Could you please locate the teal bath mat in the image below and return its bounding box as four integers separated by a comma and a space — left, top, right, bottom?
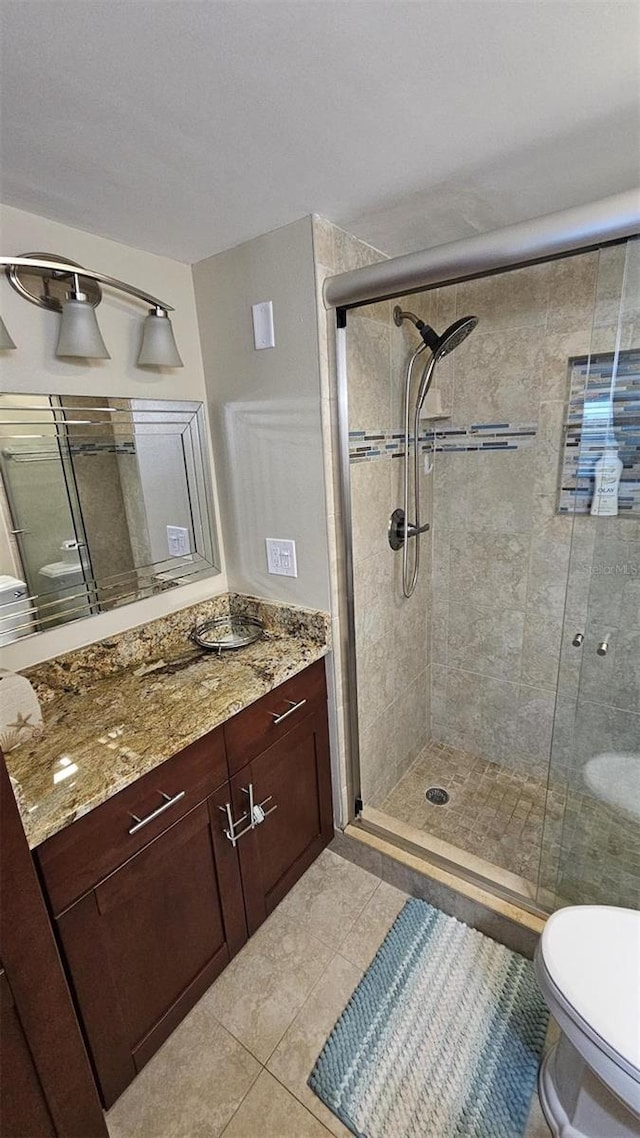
309, 898, 548, 1138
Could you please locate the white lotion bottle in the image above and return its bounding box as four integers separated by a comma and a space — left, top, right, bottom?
591, 436, 623, 516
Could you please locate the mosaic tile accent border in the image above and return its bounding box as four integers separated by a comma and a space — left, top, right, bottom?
349, 423, 537, 463
68, 440, 136, 456
1, 439, 136, 463
558, 349, 640, 515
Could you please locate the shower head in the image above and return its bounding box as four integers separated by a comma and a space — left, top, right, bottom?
434, 316, 478, 360
393, 306, 477, 361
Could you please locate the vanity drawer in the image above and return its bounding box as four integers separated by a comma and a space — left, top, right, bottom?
223, 658, 327, 775
36, 728, 228, 916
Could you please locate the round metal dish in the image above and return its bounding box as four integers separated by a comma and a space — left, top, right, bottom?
193, 615, 264, 654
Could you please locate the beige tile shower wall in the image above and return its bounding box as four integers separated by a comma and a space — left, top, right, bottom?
429, 243, 640, 780
313, 218, 437, 810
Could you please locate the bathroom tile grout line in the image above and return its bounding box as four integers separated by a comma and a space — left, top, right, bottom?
215, 880, 389, 1138
209, 876, 384, 1067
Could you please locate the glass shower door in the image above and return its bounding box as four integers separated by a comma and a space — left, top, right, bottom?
540, 237, 640, 910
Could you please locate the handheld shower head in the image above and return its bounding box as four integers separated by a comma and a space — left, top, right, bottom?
414, 315, 478, 412
433, 315, 478, 360
393, 306, 477, 363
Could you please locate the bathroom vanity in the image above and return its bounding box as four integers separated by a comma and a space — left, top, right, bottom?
5, 595, 333, 1109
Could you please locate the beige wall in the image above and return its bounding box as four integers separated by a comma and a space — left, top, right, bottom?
0, 204, 227, 669
193, 217, 330, 613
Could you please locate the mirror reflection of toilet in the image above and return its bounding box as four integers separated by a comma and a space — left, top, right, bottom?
535, 906, 640, 1137
0, 575, 34, 644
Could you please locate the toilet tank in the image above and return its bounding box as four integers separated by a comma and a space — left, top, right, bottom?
0, 575, 35, 645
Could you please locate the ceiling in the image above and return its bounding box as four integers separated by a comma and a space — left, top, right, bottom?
1, 0, 638, 263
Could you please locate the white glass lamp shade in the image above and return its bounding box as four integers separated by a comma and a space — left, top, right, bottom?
137, 308, 183, 367
56, 297, 111, 359
0, 315, 16, 349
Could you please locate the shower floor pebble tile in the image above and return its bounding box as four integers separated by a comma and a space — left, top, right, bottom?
381, 742, 548, 882
380, 741, 639, 907
106, 849, 550, 1137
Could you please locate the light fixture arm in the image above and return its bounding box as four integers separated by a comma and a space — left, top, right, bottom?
0, 255, 174, 312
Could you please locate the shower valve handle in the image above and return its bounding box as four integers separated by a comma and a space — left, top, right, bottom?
405, 520, 431, 538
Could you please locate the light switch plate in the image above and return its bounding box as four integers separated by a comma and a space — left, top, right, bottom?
265, 537, 297, 577
252, 300, 275, 349
166, 525, 190, 557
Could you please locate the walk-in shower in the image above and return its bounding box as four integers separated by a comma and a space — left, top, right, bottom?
389, 307, 478, 596
328, 194, 640, 916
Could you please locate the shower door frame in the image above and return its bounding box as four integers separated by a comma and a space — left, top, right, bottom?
328, 191, 640, 914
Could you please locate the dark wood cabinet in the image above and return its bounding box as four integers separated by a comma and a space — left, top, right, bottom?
0, 967, 56, 1138
52, 785, 247, 1108
34, 658, 333, 1110
0, 754, 107, 1138
230, 703, 333, 935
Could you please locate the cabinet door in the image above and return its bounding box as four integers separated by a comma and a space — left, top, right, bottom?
231, 705, 333, 935
57, 787, 246, 1108
0, 968, 56, 1138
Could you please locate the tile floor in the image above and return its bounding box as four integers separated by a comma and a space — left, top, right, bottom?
380, 741, 548, 882
106, 848, 551, 1138
380, 740, 640, 908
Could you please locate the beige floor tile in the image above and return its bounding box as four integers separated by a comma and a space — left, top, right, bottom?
106, 1003, 260, 1138
203, 905, 333, 1063
276, 848, 380, 949
267, 954, 361, 1137
221, 1070, 332, 1138
339, 880, 408, 970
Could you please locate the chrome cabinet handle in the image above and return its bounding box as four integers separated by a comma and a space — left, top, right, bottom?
219, 801, 250, 848
597, 640, 609, 657
128, 790, 186, 835
269, 698, 307, 725
220, 782, 277, 847
242, 782, 277, 826
572, 632, 584, 648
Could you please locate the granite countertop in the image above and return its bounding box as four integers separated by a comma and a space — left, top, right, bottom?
4, 594, 330, 850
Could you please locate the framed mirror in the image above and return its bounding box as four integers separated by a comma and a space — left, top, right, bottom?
0, 394, 220, 644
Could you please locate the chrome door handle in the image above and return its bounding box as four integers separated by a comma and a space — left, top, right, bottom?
128, 790, 185, 835
269, 698, 306, 725
572, 632, 584, 648
596, 640, 609, 657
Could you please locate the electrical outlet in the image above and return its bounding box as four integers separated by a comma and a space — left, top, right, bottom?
265, 538, 297, 577
166, 525, 191, 557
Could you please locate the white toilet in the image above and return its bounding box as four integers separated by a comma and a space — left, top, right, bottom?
535, 906, 640, 1138
0, 575, 34, 644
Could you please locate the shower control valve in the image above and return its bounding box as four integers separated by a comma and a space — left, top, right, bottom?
388, 508, 430, 551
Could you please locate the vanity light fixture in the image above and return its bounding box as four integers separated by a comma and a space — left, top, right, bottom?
138, 306, 183, 367
56, 273, 111, 359
0, 253, 184, 367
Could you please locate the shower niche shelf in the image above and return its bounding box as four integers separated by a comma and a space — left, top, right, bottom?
557, 349, 640, 517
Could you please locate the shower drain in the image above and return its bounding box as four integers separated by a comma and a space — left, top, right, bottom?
425, 786, 450, 806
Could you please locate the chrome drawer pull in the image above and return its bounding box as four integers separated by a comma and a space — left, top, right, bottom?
269, 698, 307, 725
128, 790, 186, 835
